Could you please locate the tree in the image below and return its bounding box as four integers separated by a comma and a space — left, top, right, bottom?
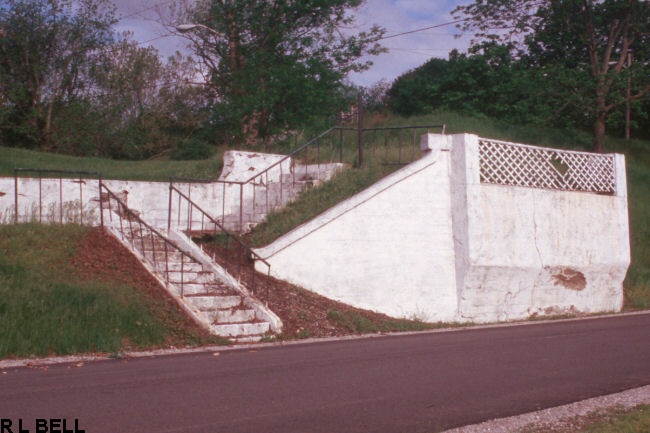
454, 0, 650, 152
173, 0, 385, 146
0, 0, 117, 149
387, 44, 544, 125
88, 38, 211, 159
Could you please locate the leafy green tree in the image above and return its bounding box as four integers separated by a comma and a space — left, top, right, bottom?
174, 0, 385, 146
454, 0, 650, 152
387, 43, 546, 125
0, 0, 116, 150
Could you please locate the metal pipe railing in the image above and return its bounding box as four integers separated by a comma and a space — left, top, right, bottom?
170, 124, 445, 235
101, 183, 199, 297
168, 184, 272, 304
13, 168, 102, 225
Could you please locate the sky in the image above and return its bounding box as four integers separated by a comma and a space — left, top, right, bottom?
113, 0, 474, 87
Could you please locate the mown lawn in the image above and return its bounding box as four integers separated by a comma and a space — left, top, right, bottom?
0, 224, 223, 359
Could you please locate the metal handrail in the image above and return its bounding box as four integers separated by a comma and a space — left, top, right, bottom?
100, 182, 201, 297
168, 184, 271, 304
170, 124, 446, 234
13, 168, 103, 226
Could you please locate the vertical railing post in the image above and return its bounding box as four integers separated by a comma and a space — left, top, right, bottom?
279, 163, 284, 208
38, 175, 42, 223
168, 182, 173, 232
13, 170, 18, 223
79, 175, 84, 226
59, 177, 63, 224
239, 183, 244, 233
265, 172, 269, 216
339, 127, 343, 163
252, 177, 257, 225
357, 94, 364, 167
99, 176, 104, 228
221, 182, 226, 226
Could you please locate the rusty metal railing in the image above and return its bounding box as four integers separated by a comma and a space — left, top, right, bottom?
195, 124, 446, 233
100, 183, 199, 297
13, 168, 102, 226
168, 184, 271, 304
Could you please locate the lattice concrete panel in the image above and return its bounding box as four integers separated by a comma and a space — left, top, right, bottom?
478, 139, 615, 194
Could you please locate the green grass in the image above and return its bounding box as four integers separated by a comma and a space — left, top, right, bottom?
0, 224, 221, 358
326, 309, 444, 334
246, 157, 402, 246
518, 404, 650, 433
0, 145, 225, 181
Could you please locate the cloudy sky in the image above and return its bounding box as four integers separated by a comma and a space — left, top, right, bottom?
113, 0, 473, 87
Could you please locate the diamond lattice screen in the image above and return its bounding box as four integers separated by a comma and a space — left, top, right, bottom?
478, 139, 616, 194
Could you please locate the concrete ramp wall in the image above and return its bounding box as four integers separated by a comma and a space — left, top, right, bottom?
254, 134, 630, 323
254, 148, 459, 322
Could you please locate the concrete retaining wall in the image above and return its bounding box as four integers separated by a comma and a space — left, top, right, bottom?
451, 134, 630, 321
254, 133, 630, 323
0, 151, 344, 231
254, 147, 459, 322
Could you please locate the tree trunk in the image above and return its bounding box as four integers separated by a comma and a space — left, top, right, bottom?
593, 114, 606, 154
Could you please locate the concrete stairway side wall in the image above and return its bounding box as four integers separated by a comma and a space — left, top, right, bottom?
253, 145, 459, 322
254, 134, 631, 323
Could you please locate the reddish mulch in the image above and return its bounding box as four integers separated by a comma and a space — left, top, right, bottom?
197, 239, 424, 340
71, 228, 424, 343
69, 228, 217, 346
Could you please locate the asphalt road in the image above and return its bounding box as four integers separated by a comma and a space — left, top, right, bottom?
1, 313, 649, 433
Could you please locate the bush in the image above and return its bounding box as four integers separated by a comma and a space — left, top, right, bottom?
170, 138, 214, 160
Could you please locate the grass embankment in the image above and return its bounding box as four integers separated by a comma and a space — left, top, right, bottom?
0, 224, 221, 359
0, 145, 225, 181
519, 404, 650, 433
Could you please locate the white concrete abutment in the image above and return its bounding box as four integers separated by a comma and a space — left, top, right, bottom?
254, 134, 631, 323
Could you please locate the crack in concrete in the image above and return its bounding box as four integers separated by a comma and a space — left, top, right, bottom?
531, 191, 544, 268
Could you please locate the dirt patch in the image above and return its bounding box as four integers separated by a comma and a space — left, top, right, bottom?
191, 237, 435, 339
69, 228, 218, 346
70, 228, 431, 343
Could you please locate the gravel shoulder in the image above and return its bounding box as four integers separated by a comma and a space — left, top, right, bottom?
442, 385, 650, 433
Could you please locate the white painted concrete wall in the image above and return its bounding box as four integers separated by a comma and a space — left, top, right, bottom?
254, 133, 630, 323
254, 145, 460, 322
0, 151, 344, 231
0, 177, 215, 228
450, 134, 630, 322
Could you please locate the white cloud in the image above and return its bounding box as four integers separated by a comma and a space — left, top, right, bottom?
115, 0, 474, 86
348, 0, 472, 86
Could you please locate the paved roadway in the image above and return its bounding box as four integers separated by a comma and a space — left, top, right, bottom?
1, 313, 649, 433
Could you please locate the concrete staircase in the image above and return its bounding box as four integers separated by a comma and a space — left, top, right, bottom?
101, 193, 277, 342
234, 166, 343, 233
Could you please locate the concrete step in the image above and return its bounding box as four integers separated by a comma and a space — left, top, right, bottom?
210, 321, 270, 338
167, 270, 214, 284
165, 261, 204, 273
176, 283, 222, 296
184, 294, 242, 310
141, 250, 186, 263
203, 308, 257, 323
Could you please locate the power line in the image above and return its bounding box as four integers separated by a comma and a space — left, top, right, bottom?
378, 19, 467, 41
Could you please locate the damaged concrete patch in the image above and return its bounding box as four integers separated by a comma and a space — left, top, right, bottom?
549, 267, 587, 291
